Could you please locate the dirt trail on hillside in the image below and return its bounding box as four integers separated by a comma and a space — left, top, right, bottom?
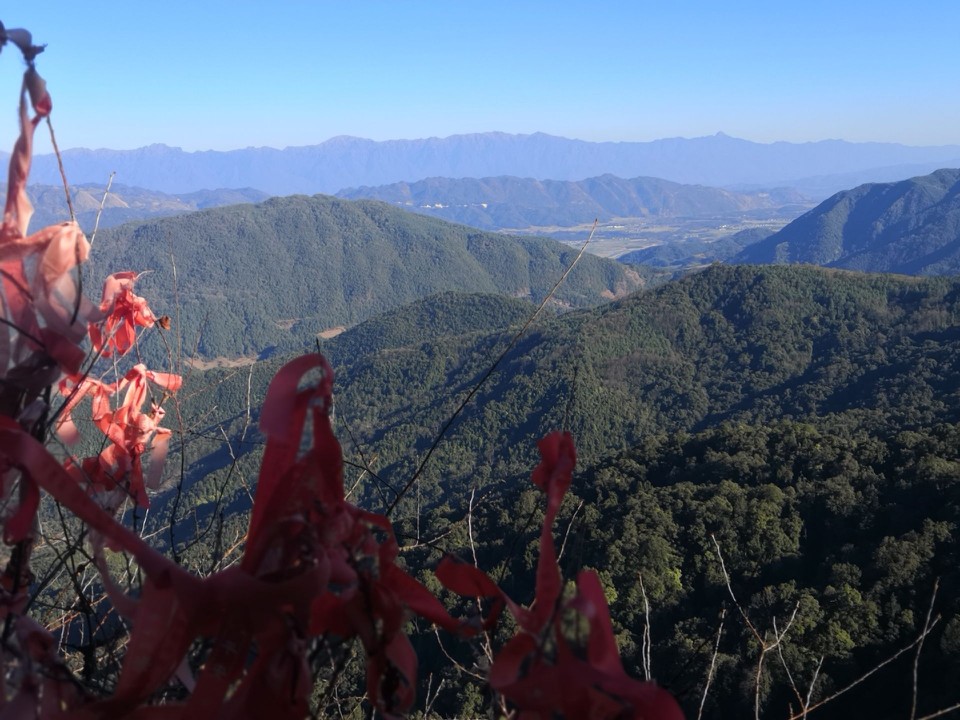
318, 326, 347, 339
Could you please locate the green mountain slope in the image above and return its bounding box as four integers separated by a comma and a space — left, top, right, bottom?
322, 265, 960, 499
475, 418, 960, 718
337, 174, 810, 230
319, 291, 535, 367
87, 194, 647, 358
735, 168, 960, 273
325, 265, 960, 717
174, 263, 960, 511
160, 265, 960, 717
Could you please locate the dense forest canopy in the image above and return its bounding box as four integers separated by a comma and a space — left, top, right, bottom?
155, 263, 960, 717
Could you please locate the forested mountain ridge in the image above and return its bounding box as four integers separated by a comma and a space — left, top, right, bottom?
336, 174, 810, 230
332, 265, 960, 717
173, 264, 960, 717
87, 194, 646, 359
319, 291, 536, 367
735, 167, 960, 274
324, 264, 960, 496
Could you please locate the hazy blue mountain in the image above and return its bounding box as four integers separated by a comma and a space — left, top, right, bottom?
335, 174, 809, 229
752, 159, 960, 198
23, 183, 269, 232
734, 168, 960, 274
18, 132, 960, 197
87, 194, 648, 359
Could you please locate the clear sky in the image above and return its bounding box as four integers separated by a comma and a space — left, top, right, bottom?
4, 2, 960, 153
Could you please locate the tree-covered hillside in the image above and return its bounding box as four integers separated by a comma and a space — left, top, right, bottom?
736, 168, 960, 274
458, 418, 960, 718
86, 194, 648, 358
169, 264, 960, 717
178, 264, 960, 514
319, 291, 536, 366
337, 174, 809, 230
323, 264, 960, 499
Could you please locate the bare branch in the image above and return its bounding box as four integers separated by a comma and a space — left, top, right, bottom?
912, 578, 940, 720
801, 656, 825, 720
556, 498, 584, 565
917, 702, 960, 720
697, 608, 726, 720
711, 534, 762, 645
467, 487, 480, 568
432, 626, 484, 682
787, 617, 942, 720
776, 616, 803, 710
423, 672, 444, 718
88, 171, 115, 246
638, 572, 652, 681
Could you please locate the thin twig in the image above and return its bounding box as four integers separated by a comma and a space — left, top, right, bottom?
556, 498, 584, 565
240, 360, 254, 443
787, 618, 941, 720
464, 486, 506, 715
801, 656, 825, 720
344, 454, 378, 501
697, 609, 726, 720
44, 113, 86, 326
712, 534, 799, 720
917, 703, 960, 720
775, 615, 803, 710
339, 409, 395, 504
638, 572, 652, 681
467, 487, 480, 568
170, 251, 184, 374
46, 117, 75, 223
423, 672, 444, 719
711, 534, 762, 644
432, 626, 485, 682
912, 577, 940, 720
88, 171, 115, 245
397, 527, 454, 553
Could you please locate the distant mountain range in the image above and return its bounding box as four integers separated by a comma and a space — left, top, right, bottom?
88, 195, 648, 359
19, 132, 960, 198
735, 168, 960, 274
336, 174, 810, 230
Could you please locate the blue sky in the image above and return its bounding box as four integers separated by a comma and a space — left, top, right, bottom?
5, 2, 960, 152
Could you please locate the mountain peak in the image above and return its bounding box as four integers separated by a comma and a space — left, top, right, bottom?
735, 167, 960, 273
